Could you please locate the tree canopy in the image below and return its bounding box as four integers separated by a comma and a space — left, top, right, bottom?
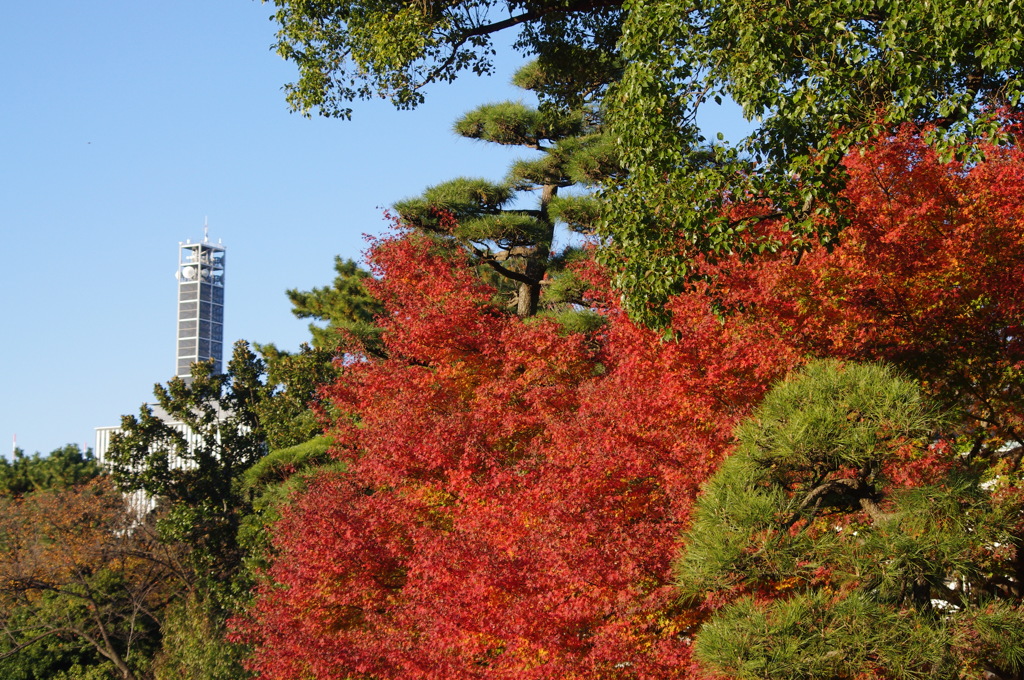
233, 226, 795, 679
0, 444, 101, 496
0, 478, 177, 680
267, 0, 623, 116
0, 447, 151, 680
606, 0, 1024, 318
266, 0, 1024, 322
281, 257, 383, 353
233, 120, 1024, 680
106, 340, 271, 594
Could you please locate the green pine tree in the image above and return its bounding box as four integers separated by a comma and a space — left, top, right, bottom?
678, 361, 1024, 679
394, 60, 619, 319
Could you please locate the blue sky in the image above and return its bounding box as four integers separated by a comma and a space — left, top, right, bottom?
1, 1, 749, 457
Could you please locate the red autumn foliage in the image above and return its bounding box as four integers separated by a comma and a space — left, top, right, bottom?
233, 233, 795, 679
707, 124, 1024, 444
234, 127, 1024, 679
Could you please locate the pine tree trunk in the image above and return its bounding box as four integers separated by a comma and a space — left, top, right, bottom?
515, 184, 558, 317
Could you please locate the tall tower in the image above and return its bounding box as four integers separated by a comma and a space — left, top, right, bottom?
175, 231, 225, 378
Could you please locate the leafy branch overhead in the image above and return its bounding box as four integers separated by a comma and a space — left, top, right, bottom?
270, 0, 1024, 325
269, 0, 623, 115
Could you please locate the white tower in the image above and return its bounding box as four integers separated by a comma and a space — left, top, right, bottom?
175, 231, 225, 378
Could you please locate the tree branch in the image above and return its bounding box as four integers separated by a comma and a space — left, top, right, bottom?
788, 476, 863, 527
460, 0, 622, 40
787, 474, 895, 526
0, 630, 62, 662
481, 258, 541, 286
420, 0, 622, 89
70, 624, 138, 680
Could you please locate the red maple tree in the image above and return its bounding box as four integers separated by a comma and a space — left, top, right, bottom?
233, 231, 795, 679
235, 125, 1024, 679
706, 122, 1024, 449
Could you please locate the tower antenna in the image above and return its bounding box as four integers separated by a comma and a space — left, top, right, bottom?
203, 216, 209, 243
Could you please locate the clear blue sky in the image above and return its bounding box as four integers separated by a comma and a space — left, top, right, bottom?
0, 1, 749, 457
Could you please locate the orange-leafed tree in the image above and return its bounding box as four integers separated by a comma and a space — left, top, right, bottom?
0, 478, 182, 680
